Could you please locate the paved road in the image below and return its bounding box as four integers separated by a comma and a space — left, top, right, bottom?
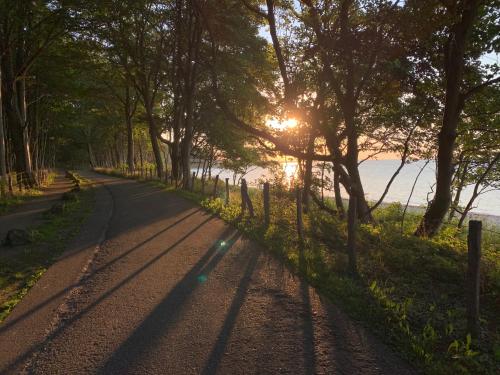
0, 174, 73, 242
0, 172, 417, 374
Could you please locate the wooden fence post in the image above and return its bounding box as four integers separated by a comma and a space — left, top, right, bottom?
263, 182, 270, 227
212, 174, 219, 197
225, 178, 229, 205
8, 172, 13, 193
241, 179, 246, 215
296, 188, 304, 241
191, 172, 196, 191
467, 220, 482, 340
347, 192, 358, 276
240, 179, 254, 217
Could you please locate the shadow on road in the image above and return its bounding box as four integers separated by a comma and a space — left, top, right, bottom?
200, 248, 261, 375
99, 226, 242, 373
0, 205, 202, 337
1, 211, 215, 374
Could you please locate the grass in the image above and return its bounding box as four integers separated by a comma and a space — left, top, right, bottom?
96, 167, 500, 374
0, 173, 94, 322
0, 173, 56, 215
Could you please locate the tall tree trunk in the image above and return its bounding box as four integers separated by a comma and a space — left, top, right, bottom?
343, 108, 372, 222
333, 162, 345, 218
415, 1, 479, 237
138, 138, 144, 170
125, 86, 135, 172
144, 100, 164, 179
181, 88, 193, 188
181, 7, 201, 189
2, 52, 27, 180
170, 140, 180, 181
87, 142, 95, 168
449, 160, 469, 221
0, 67, 7, 197
302, 134, 314, 213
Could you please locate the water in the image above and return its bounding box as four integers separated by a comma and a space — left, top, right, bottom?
201, 160, 500, 217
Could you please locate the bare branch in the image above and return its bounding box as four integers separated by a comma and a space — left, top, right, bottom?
462, 76, 500, 100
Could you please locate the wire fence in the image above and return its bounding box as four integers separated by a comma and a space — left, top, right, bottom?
97, 166, 500, 248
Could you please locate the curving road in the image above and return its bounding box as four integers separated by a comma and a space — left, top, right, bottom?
0, 172, 417, 374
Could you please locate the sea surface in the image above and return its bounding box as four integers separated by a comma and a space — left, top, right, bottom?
204, 159, 500, 217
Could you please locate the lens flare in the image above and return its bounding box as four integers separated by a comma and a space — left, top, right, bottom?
266, 117, 298, 131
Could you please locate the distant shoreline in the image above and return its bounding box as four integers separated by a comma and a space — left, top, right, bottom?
374, 200, 500, 227
197, 164, 500, 226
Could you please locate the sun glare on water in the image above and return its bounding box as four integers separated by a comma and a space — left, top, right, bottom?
266, 117, 298, 131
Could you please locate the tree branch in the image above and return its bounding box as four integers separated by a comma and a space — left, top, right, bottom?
462, 76, 500, 100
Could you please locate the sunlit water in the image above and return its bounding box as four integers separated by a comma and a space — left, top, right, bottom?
201, 160, 500, 218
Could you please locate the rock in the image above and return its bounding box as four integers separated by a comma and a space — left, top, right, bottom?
49, 202, 65, 215
4, 229, 31, 246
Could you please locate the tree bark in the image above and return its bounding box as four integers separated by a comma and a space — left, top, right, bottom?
0, 67, 7, 197
449, 159, 469, 221
2, 63, 28, 180
302, 135, 315, 213
144, 99, 164, 179
125, 85, 135, 172
333, 162, 345, 218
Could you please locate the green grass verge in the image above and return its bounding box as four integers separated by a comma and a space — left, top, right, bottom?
96, 168, 500, 375
0, 173, 94, 322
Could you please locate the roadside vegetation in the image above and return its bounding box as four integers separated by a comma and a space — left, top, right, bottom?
97, 167, 500, 375
0, 173, 56, 215
0, 173, 93, 322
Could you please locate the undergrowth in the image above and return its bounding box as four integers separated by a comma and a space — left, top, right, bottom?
0, 173, 56, 215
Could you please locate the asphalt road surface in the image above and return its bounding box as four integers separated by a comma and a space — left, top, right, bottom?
0, 172, 417, 374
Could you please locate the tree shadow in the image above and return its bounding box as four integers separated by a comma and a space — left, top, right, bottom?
318, 296, 418, 375
298, 246, 317, 375
1, 215, 215, 374
200, 248, 261, 375
99, 227, 242, 373
0, 207, 203, 337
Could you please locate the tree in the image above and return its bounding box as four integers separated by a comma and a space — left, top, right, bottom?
414, 0, 499, 236
0, 0, 66, 186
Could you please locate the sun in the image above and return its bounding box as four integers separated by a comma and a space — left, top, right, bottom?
266, 117, 298, 131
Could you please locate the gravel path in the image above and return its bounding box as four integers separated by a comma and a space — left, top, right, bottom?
0, 172, 418, 374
